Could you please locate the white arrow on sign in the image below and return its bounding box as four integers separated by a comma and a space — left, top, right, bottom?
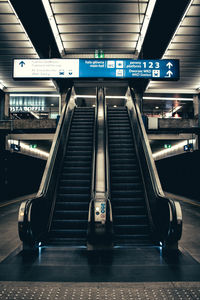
166, 70, 173, 78
166, 62, 173, 69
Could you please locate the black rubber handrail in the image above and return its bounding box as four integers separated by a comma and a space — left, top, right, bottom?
18, 88, 76, 248
126, 87, 182, 247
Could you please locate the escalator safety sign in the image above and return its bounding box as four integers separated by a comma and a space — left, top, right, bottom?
13, 59, 179, 80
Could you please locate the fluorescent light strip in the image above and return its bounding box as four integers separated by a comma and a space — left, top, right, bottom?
143, 96, 193, 101
75, 95, 128, 99
75, 95, 96, 99
153, 139, 195, 159
0, 81, 5, 91
164, 105, 182, 118
106, 96, 128, 99
10, 94, 60, 97
8, 139, 49, 159
136, 0, 157, 54
41, 0, 65, 56
162, 0, 194, 57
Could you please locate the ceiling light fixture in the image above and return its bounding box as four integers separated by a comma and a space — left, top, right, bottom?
0, 81, 5, 91
153, 139, 195, 159
143, 96, 193, 101
41, 0, 65, 56
8, 139, 49, 159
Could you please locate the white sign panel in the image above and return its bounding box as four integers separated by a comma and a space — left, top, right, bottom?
13, 59, 79, 78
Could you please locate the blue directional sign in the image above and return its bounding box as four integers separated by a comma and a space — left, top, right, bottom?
13, 59, 179, 80
79, 59, 179, 80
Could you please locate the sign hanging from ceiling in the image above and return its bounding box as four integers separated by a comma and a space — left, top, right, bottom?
13, 59, 179, 80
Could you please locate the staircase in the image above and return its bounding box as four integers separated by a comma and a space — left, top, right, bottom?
107, 107, 152, 246
48, 107, 95, 246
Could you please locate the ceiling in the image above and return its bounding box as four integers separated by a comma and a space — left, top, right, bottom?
0, 0, 199, 96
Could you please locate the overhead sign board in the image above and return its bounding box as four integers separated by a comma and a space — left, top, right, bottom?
13, 59, 179, 80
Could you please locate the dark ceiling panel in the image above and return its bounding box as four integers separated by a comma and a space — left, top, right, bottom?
52, 3, 146, 14
61, 33, 138, 42
58, 24, 140, 33
55, 14, 143, 24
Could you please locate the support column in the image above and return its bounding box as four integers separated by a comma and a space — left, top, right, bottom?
4, 93, 9, 119
193, 94, 200, 150
193, 94, 200, 125
0, 90, 5, 120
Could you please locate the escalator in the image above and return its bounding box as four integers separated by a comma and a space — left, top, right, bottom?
18, 87, 182, 252
107, 107, 152, 246
47, 107, 95, 246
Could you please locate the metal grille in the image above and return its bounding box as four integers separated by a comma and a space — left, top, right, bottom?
0, 284, 200, 300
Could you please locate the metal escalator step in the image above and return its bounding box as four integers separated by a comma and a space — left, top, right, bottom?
114, 215, 148, 225
111, 169, 140, 176
61, 173, 91, 180
54, 209, 88, 219
109, 143, 133, 147
47, 237, 87, 246
114, 224, 149, 234
69, 136, 94, 142
114, 234, 151, 245
59, 179, 90, 187
111, 190, 143, 197
109, 149, 135, 155
49, 229, 87, 238
110, 158, 137, 164
55, 202, 88, 210
63, 161, 92, 168
62, 166, 91, 173
113, 206, 146, 215
52, 220, 88, 230
58, 194, 90, 201
59, 186, 90, 194
66, 151, 92, 156
111, 182, 143, 190
64, 155, 91, 161
111, 164, 138, 170
111, 197, 145, 204
67, 146, 92, 151
67, 140, 93, 145
111, 176, 141, 183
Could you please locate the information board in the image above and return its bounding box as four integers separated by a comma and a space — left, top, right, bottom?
13, 59, 179, 80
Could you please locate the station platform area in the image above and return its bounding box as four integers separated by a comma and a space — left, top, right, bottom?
0, 193, 200, 299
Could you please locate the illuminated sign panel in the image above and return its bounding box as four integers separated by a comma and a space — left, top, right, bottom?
13, 59, 179, 80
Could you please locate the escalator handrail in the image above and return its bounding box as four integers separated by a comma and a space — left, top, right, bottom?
18, 88, 75, 244
37, 87, 73, 197
90, 89, 98, 200
104, 97, 112, 222
129, 89, 164, 197
127, 87, 182, 244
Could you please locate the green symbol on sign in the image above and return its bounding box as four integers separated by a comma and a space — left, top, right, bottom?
30, 144, 37, 149
95, 49, 104, 58
164, 144, 171, 149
